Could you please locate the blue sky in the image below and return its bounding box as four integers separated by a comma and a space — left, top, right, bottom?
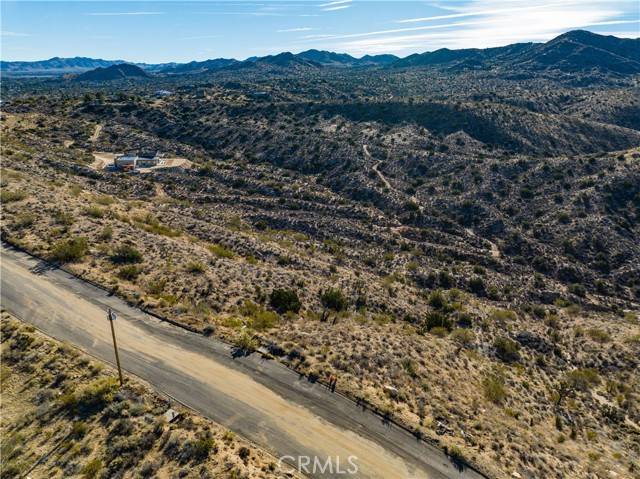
1, 1, 638, 62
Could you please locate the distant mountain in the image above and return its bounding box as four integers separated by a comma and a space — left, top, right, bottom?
296, 49, 357, 66
227, 52, 322, 72
74, 63, 150, 82
0, 57, 124, 76
160, 58, 238, 74
512, 30, 640, 74
392, 31, 640, 74
3, 31, 638, 78
296, 50, 399, 67
357, 54, 399, 66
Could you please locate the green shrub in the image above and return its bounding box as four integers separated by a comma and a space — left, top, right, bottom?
489, 309, 517, 323
236, 331, 257, 352
563, 369, 600, 392
468, 276, 486, 295
81, 458, 103, 478
1, 190, 27, 203
51, 237, 88, 262
430, 326, 449, 337
425, 311, 452, 331
53, 210, 75, 226
483, 371, 507, 404
117, 265, 141, 281
111, 245, 143, 264
83, 206, 105, 218
320, 288, 348, 313
568, 283, 586, 297
186, 261, 206, 274
208, 243, 234, 259
451, 328, 475, 347
191, 436, 217, 461
428, 289, 448, 309
251, 309, 279, 330
494, 337, 520, 362
269, 289, 301, 314
587, 328, 610, 343
98, 225, 113, 241
13, 212, 35, 228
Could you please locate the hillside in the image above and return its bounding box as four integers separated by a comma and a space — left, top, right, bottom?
74, 64, 150, 82
0, 313, 291, 478
1, 29, 639, 479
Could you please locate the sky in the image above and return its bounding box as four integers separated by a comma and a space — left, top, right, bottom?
1, 0, 639, 63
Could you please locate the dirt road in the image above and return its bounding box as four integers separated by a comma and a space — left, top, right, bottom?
1, 244, 485, 479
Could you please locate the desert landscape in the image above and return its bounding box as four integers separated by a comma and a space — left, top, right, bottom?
1, 16, 639, 479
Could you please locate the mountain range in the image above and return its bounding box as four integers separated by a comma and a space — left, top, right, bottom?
1, 30, 638, 79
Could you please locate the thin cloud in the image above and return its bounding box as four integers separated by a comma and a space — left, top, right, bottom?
322, 5, 352, 12
329, 2, 637, 55
85, 12, 165, 16
319, 0, 351, 7
277, 27, 315, 33
1, 31, 31, 37
396, 3, 571, 24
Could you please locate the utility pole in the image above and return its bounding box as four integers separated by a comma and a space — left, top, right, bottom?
107, 308, 124, 386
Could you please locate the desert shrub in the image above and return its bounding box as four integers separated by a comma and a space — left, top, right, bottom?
451, 328, 475, 347
208, 243, 234, 259
83, 206, 105, 218
236, 332, 257, 353
269, 289, 301, 314
483, 370, 507, 404
133, 214, 180, 237
1, 190, 27, 203
489, 309, 516, 323
468, 276, 486, 295
494, 337, 520, 362
190, 435, 217, 461
320, 288, 348, 314
564, 368, 600, 392
53, 210, 75, 226
117, 265, 141, 281
80, 458, 102, 478
111, 245, 143, 264
98, 226, 113, 241
425, 311, 452, 331
93, 194, 114, 205
13, 212, 35, 228
251, 309, 279, 330
456, 313, 473, 328
146, 278, 167, 295
587, 328, 610, 343
186, 261, 206, 274
51, 237, 88, 262
428, 289, 447, 309
401, 359, 418, 378
430, 326, 449, 337
568, 283, 586, 297
238, 446, 251, 462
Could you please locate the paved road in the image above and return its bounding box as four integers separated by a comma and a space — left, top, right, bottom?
1, 244, 486, 479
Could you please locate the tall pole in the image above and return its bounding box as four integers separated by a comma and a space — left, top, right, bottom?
107, 308, 124, 386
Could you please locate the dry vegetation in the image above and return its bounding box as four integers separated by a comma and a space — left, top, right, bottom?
1, 53, 640, 479
0, 312, 297, 479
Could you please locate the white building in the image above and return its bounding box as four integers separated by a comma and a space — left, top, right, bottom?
114, 152, 164, 170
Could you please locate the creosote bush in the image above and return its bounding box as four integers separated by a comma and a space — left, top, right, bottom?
269, 289, 301, 314
111, 245, 143, 264
50, 236, 88, 262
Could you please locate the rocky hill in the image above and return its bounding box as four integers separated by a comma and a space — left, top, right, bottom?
73, 63, 150, 82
